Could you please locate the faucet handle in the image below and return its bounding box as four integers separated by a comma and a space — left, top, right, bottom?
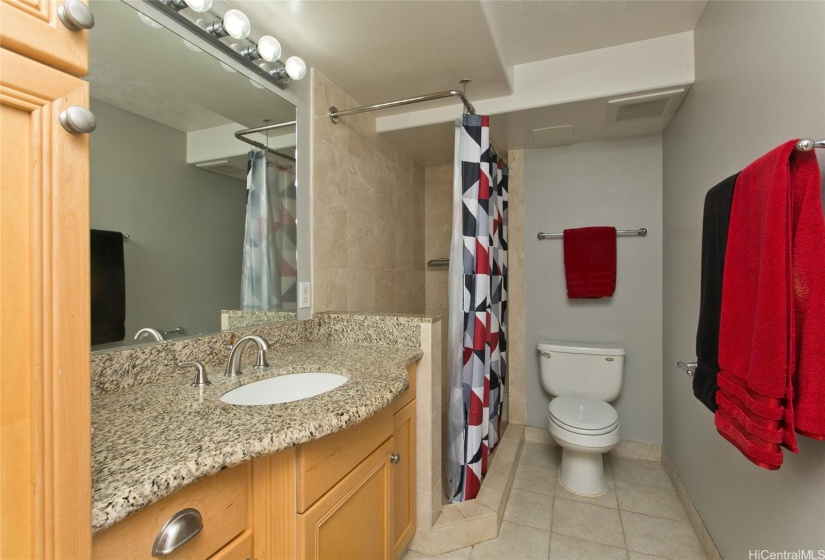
180, 361, 211, 387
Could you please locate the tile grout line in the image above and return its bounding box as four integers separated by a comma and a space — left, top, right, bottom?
610, 461, 633, 558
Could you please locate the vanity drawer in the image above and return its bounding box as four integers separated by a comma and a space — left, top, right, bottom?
296, 405, 393, 512
92, 463, 249, 560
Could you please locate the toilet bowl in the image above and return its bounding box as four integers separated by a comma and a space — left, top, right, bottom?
548, 396, 619, 496
537, 341, 625, 497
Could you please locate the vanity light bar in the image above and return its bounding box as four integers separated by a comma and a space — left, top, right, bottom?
144, 0, 304, 90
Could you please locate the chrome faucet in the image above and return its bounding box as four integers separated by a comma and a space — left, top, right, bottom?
134, 327, 164, 342
225, 335, 270, 377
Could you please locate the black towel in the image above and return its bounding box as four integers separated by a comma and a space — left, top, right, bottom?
91, 229, 125, 345
694, 173, 738, 411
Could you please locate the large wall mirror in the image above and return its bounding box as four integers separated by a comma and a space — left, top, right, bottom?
89, 0, 308, 351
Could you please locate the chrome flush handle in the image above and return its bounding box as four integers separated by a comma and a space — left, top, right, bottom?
677, 361, 698, 377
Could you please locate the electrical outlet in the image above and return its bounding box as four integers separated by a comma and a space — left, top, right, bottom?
299, 282, 311, 308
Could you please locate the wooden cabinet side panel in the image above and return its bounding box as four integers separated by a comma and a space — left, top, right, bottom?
298, 439, 393, 560
252, 449, 296, 560
0, 48, 91, 560
0, 0, 88, 75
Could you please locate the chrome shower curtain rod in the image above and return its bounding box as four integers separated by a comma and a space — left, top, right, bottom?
234, 120, 297, 162
328, 90, 476, 122
327, 90, 508, 164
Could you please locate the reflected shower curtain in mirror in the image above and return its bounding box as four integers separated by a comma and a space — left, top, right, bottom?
241, 150, 296, 309
447, 114, 508, 502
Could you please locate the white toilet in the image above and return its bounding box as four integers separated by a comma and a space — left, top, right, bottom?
537, 341, 625, 496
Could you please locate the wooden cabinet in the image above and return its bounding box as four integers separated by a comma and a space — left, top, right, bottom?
0, 46, 91, 559
0, 0, 89, 75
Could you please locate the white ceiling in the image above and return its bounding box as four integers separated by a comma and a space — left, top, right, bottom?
240, 1, 709, 165
491, 0, 707, 65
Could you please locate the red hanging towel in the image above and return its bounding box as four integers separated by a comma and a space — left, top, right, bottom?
563, 227, 617, 298
715, 140, 825, 469
789, 147, 825, 441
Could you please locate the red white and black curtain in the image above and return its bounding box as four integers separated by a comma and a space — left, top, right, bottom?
447, 114, 508, 502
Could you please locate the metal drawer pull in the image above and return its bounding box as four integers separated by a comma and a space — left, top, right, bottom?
390, 453, 400, 464
59, 106, 96, 134
57, 0, 95, 30
152, 508, 203, 556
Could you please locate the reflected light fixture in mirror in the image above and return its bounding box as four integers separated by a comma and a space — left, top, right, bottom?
163, 0, 212, 13
147, 0, 306, 90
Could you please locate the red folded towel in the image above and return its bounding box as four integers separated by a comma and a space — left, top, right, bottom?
715, 140, 825, 469
563, 227, 617, 298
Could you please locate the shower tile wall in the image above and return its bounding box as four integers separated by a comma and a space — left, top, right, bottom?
311, 70, 425, 314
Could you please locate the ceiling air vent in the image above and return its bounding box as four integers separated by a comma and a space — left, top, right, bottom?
606, 88, 686, 124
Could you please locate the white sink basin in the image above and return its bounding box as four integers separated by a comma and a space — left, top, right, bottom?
220, 372, 348, 406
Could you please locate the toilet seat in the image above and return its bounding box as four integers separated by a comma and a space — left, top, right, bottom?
549, 397, 618, 436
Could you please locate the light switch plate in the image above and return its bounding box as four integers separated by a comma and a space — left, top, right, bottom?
299, 282, 311, 308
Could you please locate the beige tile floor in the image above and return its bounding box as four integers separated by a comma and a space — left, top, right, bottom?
403, 441, 706, 560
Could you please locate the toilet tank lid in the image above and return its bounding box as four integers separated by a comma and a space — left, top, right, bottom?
537, 341, 625, 356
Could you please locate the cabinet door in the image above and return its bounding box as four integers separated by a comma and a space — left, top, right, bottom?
0, 47, 91, 560
298, 439, 393, 560
391, 400, 416, 559
0, 0, 88, 75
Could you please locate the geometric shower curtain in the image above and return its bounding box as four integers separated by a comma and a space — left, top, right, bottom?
447, 113, 509, 502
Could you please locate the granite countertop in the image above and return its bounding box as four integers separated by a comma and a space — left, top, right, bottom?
92, 342, 422, 534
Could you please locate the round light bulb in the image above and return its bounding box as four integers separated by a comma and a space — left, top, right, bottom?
256, 36, 282, 63
184, 0, 212, 13
138, 12, 162, 29
284, 56, 307, 80
222, 9, 250, 40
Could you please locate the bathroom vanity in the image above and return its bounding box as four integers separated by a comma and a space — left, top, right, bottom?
90, 338, 419, 560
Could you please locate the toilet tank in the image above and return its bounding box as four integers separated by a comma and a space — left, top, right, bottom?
537, 341, 625, 401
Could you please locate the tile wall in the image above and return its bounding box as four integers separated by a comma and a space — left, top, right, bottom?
311, 70, 426, 314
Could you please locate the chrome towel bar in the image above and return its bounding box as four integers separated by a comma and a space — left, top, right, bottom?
537, 227, 647, 240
